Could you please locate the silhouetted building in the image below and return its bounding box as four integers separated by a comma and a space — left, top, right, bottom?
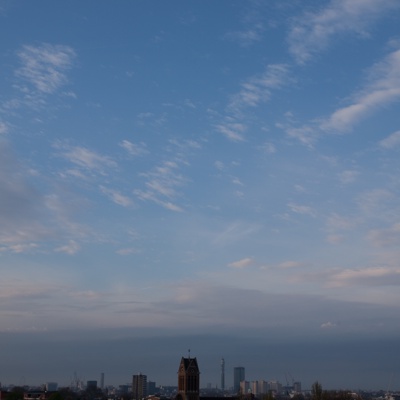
148, 381, 157, 396
233, 367, 245, 393
133, 374, 147, 400
220, 358, 225, 391
177, 356, 200, 400
87, 381, 97, 390
100, 373, 104, 390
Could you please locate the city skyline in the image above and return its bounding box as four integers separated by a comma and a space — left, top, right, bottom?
1, 0, 400, 391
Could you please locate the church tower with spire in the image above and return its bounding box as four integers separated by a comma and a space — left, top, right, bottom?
176, 354, 200, 400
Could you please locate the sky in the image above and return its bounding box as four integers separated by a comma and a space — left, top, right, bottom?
1, 0, 400, 391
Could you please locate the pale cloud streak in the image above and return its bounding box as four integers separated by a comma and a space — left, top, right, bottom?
322, 48, 400, 132
119, 139, 148, 156
100, 186, 133, 207
0, 121, 8, 134
135, 160, 187, 212
287, 202, 316, 217
0, 142, 52, 252
228, 64, 290, 112
228, 257, 254, 269
367, 223, 400, 247
379, 130, 400, 149
279, 260, 305, 269
281, 47, 400, 144
16, 43, 76, 94
327, 266, 400, 287
54, 240, 80, 255
54, 142, 117, 174
288, 0, 399, 64
218, 64, 290, 142
216, 122, 247, 142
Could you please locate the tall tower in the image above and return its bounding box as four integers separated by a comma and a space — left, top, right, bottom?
132, 374, 147, 400
100, 373, 104, 390
220, 358, 225, 391
233, 367, 245, 393
176, 356, 200, 400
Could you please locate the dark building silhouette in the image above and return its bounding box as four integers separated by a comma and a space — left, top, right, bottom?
87, 381, 98, 390
132, 374, 147, 400
233, 367, 245, 393
220, 358, 225, 391
176, 356, 200, 400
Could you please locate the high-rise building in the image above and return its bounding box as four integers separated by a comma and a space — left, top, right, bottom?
233, 367, 245, 393
132, 374, 147, 400
100, 373, 104, 390
220, 358, 225, 391
177, 356, 200, 400
240, 381, 250, 394
251, 381, 258, 395
258, 380, 268, 395
147, 381, 156, 395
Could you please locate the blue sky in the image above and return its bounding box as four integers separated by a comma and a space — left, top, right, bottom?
1, 0, 400, 391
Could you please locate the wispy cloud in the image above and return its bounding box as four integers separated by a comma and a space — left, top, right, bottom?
279, 260, 305, 269
54, 142, 117, 174
228, 64, 290, 112
132, 138, 203, 211
225, 26, 264, 47
321, 48, 400, 132
357, 188, 394, 215
326, 213, 357, 231
213, 221, 261, 246
119, 140, 148, 156
0, 143, 49, 250
280, 47, 400, 144
116, 247, 140, 256
218, 64, 290, 142
287, 202, 316, 217
338, 169, 360, 184
327, 266, 400, 287
0, 121, 8, 134
367, 223, 400, 247
379, 130, 400, 149
224, 1, 265, 47
228, 257, 254, 269
288, 0, 399, 64
16, 43, 76, 94
54, 240, 80, 255
100, 186, 133, 207
0, 143, 88, 254
321, 321, 337, 329
216, 122, 247, 142
277, 123, 317, 146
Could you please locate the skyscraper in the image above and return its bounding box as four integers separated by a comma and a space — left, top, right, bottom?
233, 367, 245, 393
132, 374, 147, 400
220, 358, 225, 391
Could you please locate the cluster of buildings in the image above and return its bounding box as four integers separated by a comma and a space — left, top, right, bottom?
233, 366, 302, 397
0, 355, 302, 400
